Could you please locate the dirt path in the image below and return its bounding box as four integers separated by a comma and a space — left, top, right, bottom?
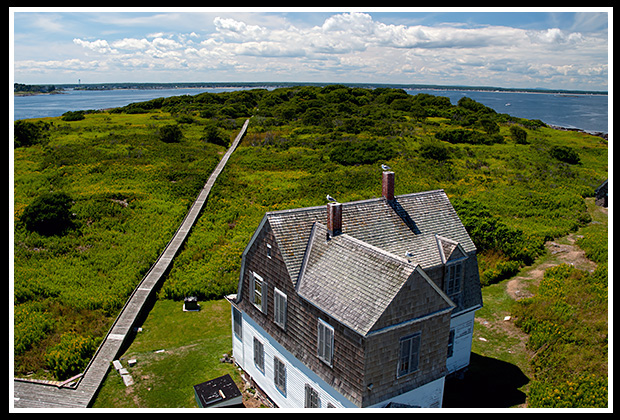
470, 201, 605, 408
506, 232, 598, 301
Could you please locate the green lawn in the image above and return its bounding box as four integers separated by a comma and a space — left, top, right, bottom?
92, 299, 240, 408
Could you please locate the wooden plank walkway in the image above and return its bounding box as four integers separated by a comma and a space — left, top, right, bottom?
13, 119, 250, 409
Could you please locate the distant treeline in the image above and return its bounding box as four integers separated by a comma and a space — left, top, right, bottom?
14, 83, 59, 94
51, 81, 607, 96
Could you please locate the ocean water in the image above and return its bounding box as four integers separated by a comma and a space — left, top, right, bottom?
13, 87, 243, 121
13, 86, 608, 133
407, 88, 608, 134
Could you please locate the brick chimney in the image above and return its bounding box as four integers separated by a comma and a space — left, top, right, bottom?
382, 171, 395, 201
326, 202, 342, 237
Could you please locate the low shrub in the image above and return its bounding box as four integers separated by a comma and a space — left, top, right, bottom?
419, 140, 451, 161
513, 264, 608, 407
14, 120, 50, 148
61, 110, 85, 121
45, 332, 98, 380
158, 124, 183, 143
328, 139, 395, 166
550, 145, 581, 165
20, 191, 75, 236
435, 128, 504, 145
510, 125, 528, 144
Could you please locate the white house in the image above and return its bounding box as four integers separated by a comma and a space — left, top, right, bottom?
227, 171, 483, 408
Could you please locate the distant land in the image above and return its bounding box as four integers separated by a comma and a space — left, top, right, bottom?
18, 81, 608, 96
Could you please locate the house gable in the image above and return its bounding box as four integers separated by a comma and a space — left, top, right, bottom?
436, 235, 467, 264
370, 266, 455, 334
296, 222, 420, 336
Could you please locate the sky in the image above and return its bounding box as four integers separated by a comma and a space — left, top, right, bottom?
10, 8, 611, 92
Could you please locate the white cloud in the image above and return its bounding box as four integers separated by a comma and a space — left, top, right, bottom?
111, 38, 150, 50
152, 37, 182, 50
527, 28, 584, 44
18, 11, 608, 90
72, 38, 116, 54
213, 16, 267, 41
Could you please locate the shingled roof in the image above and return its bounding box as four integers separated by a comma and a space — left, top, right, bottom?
266, 189, 476, 286
296, 222, 454, 336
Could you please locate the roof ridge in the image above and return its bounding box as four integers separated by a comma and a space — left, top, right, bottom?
266, 189, 447, 217
331, 225, 417, 267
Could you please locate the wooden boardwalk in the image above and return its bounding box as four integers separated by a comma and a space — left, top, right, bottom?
13, 119, 250, 409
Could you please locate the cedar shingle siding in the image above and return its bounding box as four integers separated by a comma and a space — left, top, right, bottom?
231, 177, 482, 407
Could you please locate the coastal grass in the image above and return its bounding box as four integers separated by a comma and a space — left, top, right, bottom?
13, 110, 240, 378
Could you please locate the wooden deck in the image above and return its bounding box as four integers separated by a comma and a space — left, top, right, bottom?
13, 119, 250, 409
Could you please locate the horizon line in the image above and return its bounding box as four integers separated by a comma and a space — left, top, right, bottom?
14, 80, 609, 95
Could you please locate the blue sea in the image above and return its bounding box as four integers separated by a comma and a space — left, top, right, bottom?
13, 85, 608, 134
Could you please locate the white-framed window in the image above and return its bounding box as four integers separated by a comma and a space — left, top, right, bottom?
445, 262, 463, 296
273, 288, 287, 330
317, 319, 334, 367
266, 243, 272, 259
251, 272, 267, 313
253, 337, 265, 373
274, 356, 286, 395
304, 384, 320, 408
397, 332, 421, 377
232, 307, 242, 339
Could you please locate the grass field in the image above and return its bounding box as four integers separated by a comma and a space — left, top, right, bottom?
91, 299, 239, 408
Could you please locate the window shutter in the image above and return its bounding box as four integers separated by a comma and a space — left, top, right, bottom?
317, 319, 334, 366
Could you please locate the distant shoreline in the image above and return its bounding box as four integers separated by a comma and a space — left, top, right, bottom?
14, 91, 65, 97
39, 81, 607, 97
548, 124, 608, 139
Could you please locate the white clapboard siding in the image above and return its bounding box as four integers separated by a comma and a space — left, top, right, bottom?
368, 376, 445, 408
446, 309, 476, 374
232, 306, 357, 408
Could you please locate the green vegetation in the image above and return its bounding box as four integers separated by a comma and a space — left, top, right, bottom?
514, 261, 607, 407
61, 110, 86, 122
14, 83, 60, 95
13, 109, 242, 379
13, 120, 51, 148
13, 84, 607, 408
92, 299, 238, 408
512, 198, 608, 408
20, 191, 75, 236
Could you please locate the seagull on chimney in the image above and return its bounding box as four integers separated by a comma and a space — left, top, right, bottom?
326, 194, 337, 202
381, 164, 391, 171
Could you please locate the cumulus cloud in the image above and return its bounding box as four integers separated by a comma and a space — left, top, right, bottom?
527, 28, 584, 44
73, 38, 116, 54
213, 16, 267, 41
111, 38, 150, 50
48, 12, 608, 89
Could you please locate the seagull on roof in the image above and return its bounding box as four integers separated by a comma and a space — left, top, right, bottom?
326, 194, 337, 202
381, 164, 391, 171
